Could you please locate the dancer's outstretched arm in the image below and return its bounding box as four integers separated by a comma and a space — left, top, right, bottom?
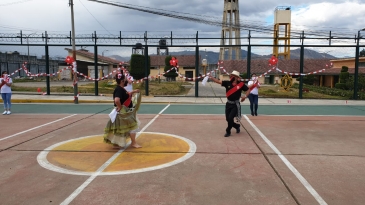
209, 76, 222, 85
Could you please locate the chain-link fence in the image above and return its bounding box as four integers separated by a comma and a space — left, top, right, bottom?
0, 31, 364, 100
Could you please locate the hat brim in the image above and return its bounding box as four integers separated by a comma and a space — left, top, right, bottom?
230, 74, 241, 78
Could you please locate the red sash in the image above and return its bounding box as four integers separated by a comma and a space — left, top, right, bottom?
226, 82, 244, 97
249, 81, 259, 91
123, 92, 132, 107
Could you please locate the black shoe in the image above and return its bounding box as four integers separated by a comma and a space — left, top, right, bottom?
224, 133, 231, 137
236, 126, 240, 133
255, 112, 258, 116
251, 112, 254, 116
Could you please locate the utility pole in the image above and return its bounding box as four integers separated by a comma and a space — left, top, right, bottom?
69, 0, 78, 104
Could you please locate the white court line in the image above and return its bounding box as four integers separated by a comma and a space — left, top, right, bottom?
60, 104, 170, 205
0, 114, 77, 142
244, 115, 328, 205
253, 115, 365, 117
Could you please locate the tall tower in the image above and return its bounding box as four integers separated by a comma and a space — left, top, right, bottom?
273, 6, 291, 59
219, 0, 241, 60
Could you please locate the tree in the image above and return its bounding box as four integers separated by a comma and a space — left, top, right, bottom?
360, 49, 365, 57
240, 72, 248, 80
335, 66, 349, 89
129, 54, 150, 81
346, 74, 365, 91
163, 56, 178, 81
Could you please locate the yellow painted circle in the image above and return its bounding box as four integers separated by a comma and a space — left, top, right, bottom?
37, 132, 196, 175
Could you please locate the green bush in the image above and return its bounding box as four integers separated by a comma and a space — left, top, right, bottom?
240, 73, 248, 80
345, 75, 365, 91
341, 66, 349, 72
339, 66, 349, 84
292, 84, 365, 100
296, 75, 317, 85
339, 72, 349, 82
130, 54, 150, 80
335, 83, 346, 90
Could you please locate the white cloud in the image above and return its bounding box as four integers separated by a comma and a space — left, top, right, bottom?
291, 1, 365, 34
0, 0, 364, 58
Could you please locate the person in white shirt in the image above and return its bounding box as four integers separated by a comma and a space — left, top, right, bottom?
247, 73, 261, 116
0, 71, 13, 115
124, 70, 134, 93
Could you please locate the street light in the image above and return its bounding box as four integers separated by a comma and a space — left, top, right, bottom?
24, 33, 37, 69
354, 28, 365, 100
14, 32, 39, 78
102, 50, 108, 78
102, 50, 109, 57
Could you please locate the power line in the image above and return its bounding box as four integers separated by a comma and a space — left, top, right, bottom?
78, 0, 113, 35
85, 0, 360, 39
0, 0, 33, 6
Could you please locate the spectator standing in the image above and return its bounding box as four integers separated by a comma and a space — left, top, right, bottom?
0, 71, 13, 115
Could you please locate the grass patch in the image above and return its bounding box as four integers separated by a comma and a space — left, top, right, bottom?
259, 84, 348, 99
13, 77, 59, 83
134, 81, 190, 96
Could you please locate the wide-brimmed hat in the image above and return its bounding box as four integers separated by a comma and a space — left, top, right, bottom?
230, 70, 241, 78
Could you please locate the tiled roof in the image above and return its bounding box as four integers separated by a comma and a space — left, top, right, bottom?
150, 55, 199, 67
221, 59, 336, 75
330, 57, 365, 62
65, 48, 122, 64
320, 67, 365, 74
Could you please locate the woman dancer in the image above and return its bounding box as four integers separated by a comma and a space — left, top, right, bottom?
103, 72, 142, 148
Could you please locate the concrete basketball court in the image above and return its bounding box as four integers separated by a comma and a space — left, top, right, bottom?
1, 103, 365, 205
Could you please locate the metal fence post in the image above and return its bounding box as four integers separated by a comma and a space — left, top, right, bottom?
45, 32, 50, 95
354, 31, 360, 100
299, 31, 304, 99
247, 31, 251, 80
195, 31, 199, 97
145, 44, 149, 96
94, 43, 98, 96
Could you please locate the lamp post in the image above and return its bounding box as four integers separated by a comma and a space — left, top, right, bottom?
102, 50, 108, 57
102, 50, 108, 78
25, 33, 37, 72
354, 28, 365, 100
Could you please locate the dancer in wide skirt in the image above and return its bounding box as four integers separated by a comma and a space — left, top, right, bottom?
103, 72, 142, 148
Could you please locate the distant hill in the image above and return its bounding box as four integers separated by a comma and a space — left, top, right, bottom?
279, 48, 336, 59
108, 48, 337, 63
108, 55, 130, 62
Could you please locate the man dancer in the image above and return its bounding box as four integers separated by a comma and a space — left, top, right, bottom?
209, 70, 257, 137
